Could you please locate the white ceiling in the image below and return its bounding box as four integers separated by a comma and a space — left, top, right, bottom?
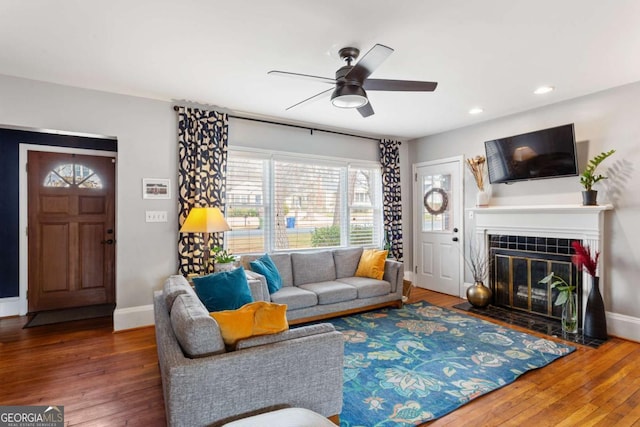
1, 1, 640, 139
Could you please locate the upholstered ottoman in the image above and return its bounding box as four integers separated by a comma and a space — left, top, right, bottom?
222, 408, 337, 427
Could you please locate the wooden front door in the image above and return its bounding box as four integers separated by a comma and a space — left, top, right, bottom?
28, 151, 116, 312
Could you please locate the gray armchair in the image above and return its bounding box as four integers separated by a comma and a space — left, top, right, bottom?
154, 275, 344, 427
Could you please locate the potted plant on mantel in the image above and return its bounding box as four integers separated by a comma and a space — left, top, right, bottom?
580, 149, 615, 206
466, 155, 489, 207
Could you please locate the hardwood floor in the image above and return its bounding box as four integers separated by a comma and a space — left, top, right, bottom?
1, 289, 638, 426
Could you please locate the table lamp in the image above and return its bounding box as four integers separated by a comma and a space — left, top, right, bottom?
180, 207, 231, 273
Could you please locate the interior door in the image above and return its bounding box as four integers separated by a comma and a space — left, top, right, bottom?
28, 151, 116, 312
414, 158, 463, 296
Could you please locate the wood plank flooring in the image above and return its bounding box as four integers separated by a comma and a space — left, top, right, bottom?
1, 288, 638, 426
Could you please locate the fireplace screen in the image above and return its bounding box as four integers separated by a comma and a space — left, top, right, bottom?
489, 235, 582, 322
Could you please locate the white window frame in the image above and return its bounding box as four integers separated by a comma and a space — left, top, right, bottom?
227, 147, 383, 254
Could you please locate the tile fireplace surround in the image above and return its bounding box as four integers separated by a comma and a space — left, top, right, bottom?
469, 204, 613, 323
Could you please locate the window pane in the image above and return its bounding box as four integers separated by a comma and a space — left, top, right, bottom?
422, 174, 451, 232
274, 160, 341, 250
226, 149, 383, 255
43, 163, 102, 188
43, 171, 70, 187
348, 166, 380, 246
75, 164, 103, 188
226, 157, 266, 254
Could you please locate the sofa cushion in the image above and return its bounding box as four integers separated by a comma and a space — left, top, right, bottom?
193, 267, 254, 312
210, 301, 289, 347
243, 253, 294, 287
170, 293, 225, 357
163, 274, 195, 312
250, 254, 282, 294
270, 254, 294, 287
291, 251, 336, 286
298, 281, 358, 305
333, 247, 364, 279
336, 277, 392, 299
270, 286, 318, 310
355, 249, 388, 280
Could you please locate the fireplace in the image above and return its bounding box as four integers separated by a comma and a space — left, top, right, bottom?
489, 234, 582, 324
469, 204, 612, 324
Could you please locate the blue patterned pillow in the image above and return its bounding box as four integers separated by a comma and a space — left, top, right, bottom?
193, 267, 253, 312
250, 254, 283, 294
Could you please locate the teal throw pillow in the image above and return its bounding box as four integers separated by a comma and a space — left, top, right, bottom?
193, 267, 253, 312
250, 254, 282, 294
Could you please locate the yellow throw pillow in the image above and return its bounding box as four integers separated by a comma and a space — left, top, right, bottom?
355, 249, 388, 280
210, 301, 288, 347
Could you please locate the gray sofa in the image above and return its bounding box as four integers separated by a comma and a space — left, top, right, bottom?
154, 275, 344, 427
241, 247, 403, 324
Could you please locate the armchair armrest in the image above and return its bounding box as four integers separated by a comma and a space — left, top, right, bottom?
236, 323, 336, 350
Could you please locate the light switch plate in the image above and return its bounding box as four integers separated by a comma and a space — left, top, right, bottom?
146, 210, 168, 222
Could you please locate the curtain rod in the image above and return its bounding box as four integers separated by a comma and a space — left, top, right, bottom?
173, 105, 380, 142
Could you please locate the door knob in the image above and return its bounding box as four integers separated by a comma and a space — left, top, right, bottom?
452, 237, 459, 242
101, 239, 115, 245
453, 227, 459, 233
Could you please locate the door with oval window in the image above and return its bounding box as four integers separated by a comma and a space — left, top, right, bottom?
27, 151, 115, 312
413, 157, 463, 296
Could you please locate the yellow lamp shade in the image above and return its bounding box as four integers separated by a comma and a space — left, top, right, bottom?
180, 207, 231, 233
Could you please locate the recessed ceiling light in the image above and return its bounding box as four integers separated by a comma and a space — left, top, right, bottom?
469, 107, 484, 115
534, 86, 555, 95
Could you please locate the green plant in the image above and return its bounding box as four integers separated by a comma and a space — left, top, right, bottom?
539, 272, 575, 306
210, 246, 235, 263
580, 149, 616, 191
311, 226, 340, 247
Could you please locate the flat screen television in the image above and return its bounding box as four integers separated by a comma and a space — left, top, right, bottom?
484, 123, 578, 184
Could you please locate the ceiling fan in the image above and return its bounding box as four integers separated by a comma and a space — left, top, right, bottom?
268, 44, 438, 118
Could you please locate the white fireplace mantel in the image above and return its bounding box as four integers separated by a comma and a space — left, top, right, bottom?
468, 204, 613, 319
469, 204, 613, 241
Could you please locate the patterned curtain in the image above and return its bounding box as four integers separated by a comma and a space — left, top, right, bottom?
380, 139, 403, 261
177, 107, 229, 275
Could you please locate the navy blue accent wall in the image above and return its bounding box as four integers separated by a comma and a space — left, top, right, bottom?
0, 128, 117, 298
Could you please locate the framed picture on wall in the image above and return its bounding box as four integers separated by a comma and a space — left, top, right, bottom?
142, 178, 171, 199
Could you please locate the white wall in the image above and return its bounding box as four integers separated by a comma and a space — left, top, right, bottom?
0, 74, 405, 329
409, 81, 640, 341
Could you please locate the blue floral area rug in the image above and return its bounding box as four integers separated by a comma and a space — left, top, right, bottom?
327, 302, 575, 426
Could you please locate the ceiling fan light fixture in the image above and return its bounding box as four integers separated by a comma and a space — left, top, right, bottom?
331, 85, 368, 108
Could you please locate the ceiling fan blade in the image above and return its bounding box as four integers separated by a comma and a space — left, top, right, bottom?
357, 102, 375, 118
363, 79, 438, 92
268, 70, 336, 85
345, 44, 394, 82
285, 87, 334, 111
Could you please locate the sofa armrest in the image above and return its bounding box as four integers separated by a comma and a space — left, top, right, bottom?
245, 270, 270, 302
383, 259, 404, 293
235, 323, 336, 350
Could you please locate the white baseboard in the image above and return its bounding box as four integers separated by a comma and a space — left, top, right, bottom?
403, 270, 413, 282
606, 311, 640, 343
0, 298, 20, 317
113, 304, 154, 331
